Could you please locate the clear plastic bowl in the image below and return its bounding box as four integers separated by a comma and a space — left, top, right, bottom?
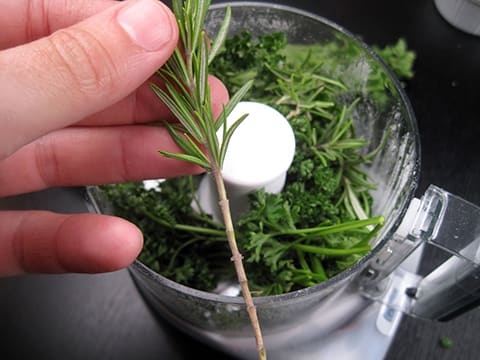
91, 2, 420, 359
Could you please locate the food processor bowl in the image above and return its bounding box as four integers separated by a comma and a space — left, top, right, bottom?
87, 3, 422, 359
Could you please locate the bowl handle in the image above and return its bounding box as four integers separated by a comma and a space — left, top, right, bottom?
358, 185, 480, 321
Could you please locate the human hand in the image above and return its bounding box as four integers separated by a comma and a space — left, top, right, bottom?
0, 0, 229, 276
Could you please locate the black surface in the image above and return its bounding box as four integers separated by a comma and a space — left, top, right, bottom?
1, 0, 480, 359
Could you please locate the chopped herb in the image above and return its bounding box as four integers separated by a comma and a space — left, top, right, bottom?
439, 336, 453, 349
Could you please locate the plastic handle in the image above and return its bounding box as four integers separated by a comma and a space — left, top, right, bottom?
408, 186, 480, 321
358, 185, 480, 321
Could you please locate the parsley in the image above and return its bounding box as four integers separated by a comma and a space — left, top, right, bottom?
102, 31, 415, 296
373, 38, 416, 82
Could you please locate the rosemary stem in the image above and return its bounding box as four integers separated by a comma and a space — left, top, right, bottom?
211, 166, 266, 360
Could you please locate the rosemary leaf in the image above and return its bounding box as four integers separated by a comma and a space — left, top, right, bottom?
208, 5, 232, 65
219, 113, 249, 168
160, 150, 210, 169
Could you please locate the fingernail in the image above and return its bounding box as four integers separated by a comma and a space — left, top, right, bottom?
117, 0, 175, 51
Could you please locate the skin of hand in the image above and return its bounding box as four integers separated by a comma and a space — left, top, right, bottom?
0, 0, 229, 276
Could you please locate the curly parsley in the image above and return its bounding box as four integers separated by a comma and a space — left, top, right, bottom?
102, 31, 414, 296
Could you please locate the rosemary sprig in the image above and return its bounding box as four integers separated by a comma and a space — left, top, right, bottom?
150, 1, 265, 359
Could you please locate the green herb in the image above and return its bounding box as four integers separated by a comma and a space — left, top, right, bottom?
212, 31, 415, 112
147, 2, 266, 358
102, 30, 420, 297
210, 31, 288, 99
373, 38, 416, 83
138, 0, 266, 359
103, 27, 415, 298
101, 178, 227, 290
439, 336, 453, 349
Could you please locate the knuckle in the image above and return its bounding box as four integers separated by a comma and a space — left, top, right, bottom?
33, 137, 61, 188
46, 28, 118, 98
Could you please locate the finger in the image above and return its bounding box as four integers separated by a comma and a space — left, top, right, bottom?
0, 0, 179, 159
0, 0, 116, 49
0, 0, 230, 127
77, 74, 230, 126
0, 125, 204, 197
0, 211, 143, 276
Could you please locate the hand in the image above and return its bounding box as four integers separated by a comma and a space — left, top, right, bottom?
0, 0, 229, 276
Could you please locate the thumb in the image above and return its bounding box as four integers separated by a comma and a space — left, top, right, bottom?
0, 0, 178, 159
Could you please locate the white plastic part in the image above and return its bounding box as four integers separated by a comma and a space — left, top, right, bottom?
195, 101, 296, 221
395, 197, 421, 238
219, 101, 296, 194
435, 0, 480, 36
142, 179, 163, 191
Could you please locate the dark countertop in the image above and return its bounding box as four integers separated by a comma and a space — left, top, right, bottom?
1, 0, 480, 359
